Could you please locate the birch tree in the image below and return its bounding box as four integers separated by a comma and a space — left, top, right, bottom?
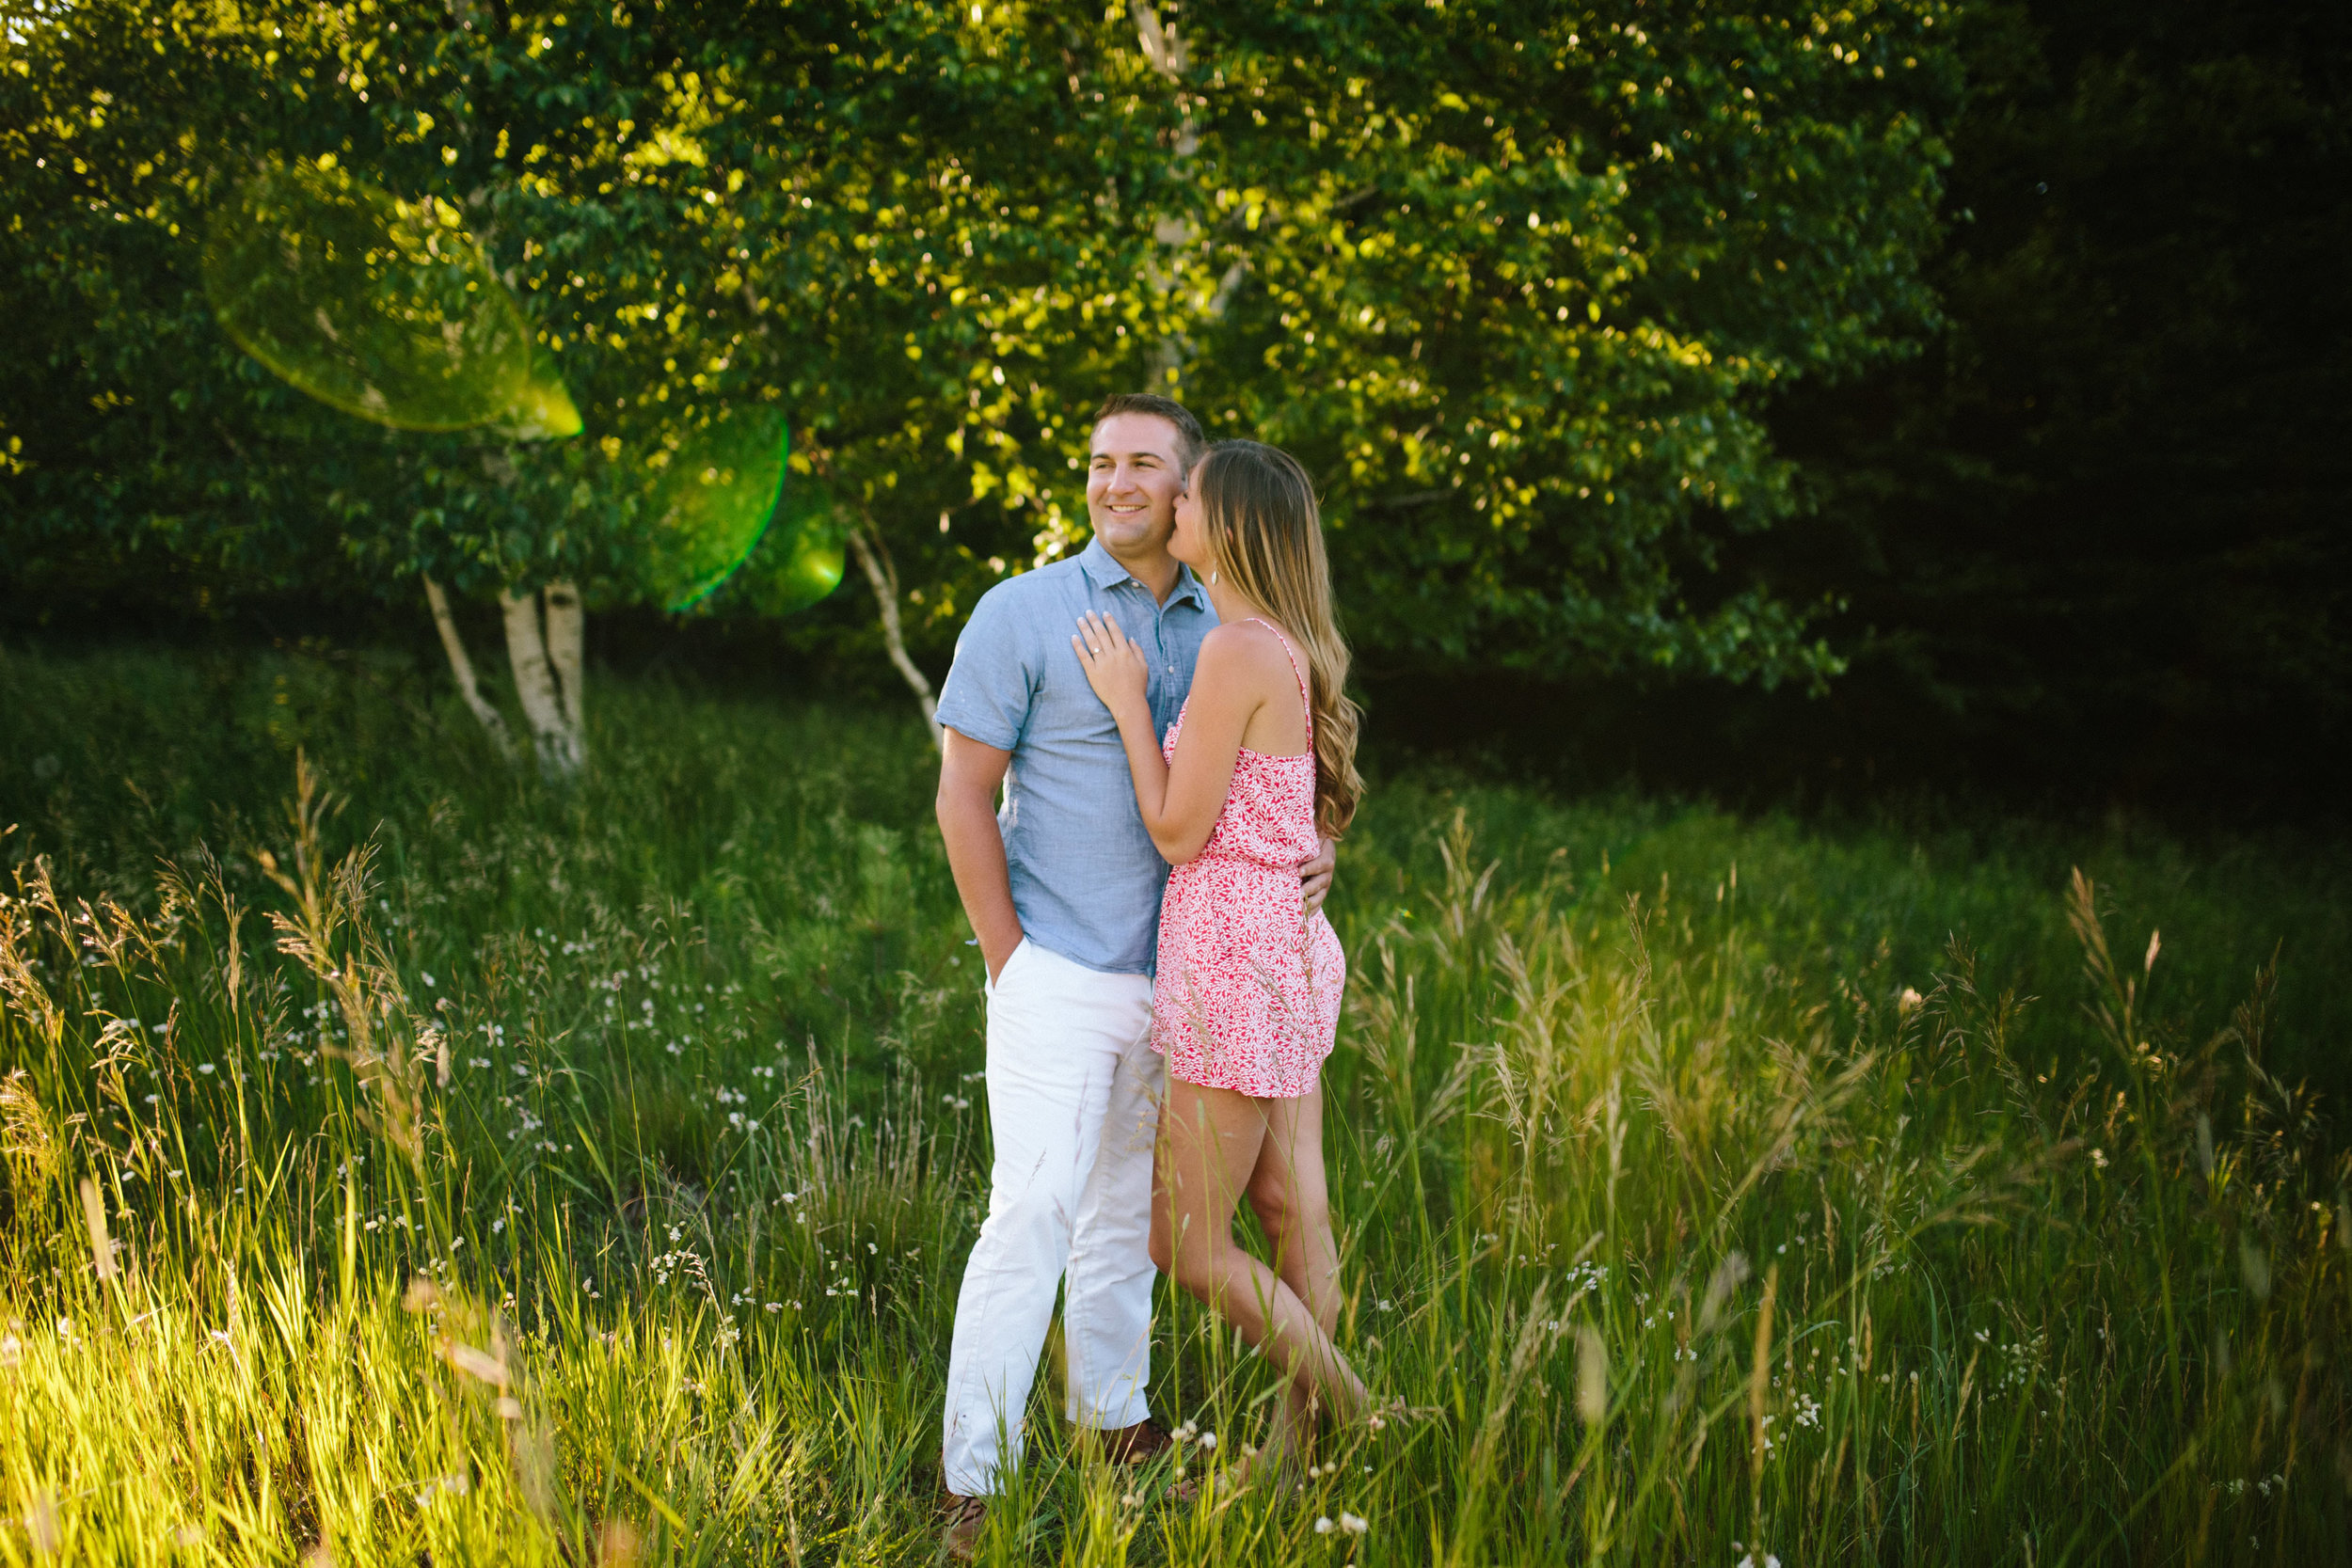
710, 0, 1967, 710
1, 0, 1192, 753
2, 0, 725, 776
3, 0, 1967, 735
689, 3, 1192, 742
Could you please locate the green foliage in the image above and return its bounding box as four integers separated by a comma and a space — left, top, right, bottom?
2, 650, 2347, 1560
3, 0, 711, 600
2, 0, 1970, 694
1164, 1, 1962, 685
201, 155, 573, 437
0, 0, 1178, 620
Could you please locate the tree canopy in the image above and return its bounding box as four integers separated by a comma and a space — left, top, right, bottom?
4, 0, 1972, 721
1, 1, 1162, 607
1168, 1, 1959, 686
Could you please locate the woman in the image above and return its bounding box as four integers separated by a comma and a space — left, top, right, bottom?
1071, 439, 1369, 1477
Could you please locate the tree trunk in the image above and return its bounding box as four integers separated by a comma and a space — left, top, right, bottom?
848, 520, 941, 748
422, 575, 517, 763
542, 580, 586, 738
500, 583, 587, 778
1131, 2, 1232, 383
1129, 1, 1186, 84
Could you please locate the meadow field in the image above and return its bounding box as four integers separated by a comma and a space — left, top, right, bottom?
2, 644, 2347, 1565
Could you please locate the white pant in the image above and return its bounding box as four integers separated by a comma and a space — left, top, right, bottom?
940, 939, 1163, 1497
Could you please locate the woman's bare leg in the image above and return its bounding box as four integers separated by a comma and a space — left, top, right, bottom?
1247, 1087, 1346, 1440
1152, 1080, 1367, 1432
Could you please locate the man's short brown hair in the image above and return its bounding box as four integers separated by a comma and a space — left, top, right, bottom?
1091, 393, 1207, 472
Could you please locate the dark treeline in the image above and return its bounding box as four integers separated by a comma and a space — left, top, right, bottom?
1378, 0, 2352, 817
1742, 0, 2349, 815
8, 0, 2347, 821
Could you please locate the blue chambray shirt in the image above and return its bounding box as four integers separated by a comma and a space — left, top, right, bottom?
934, 538, 1216, 975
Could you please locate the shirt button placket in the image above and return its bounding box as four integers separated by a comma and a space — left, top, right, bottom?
1148, 607, 1165, 723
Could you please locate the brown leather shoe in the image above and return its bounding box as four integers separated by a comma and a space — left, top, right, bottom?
940, 1493, 986, 1562
1097, 1418, 1172, 1465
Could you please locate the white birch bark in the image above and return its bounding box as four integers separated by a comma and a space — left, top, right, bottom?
500, 585, 586, 778
542, 579, 586, 739
847, 521, 942, 748
1130, 3, 1236, 383
421, 575, 517, 763
1129, 1, 1185, 84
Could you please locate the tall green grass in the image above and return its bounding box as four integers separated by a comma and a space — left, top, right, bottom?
1, 644, 2346, 1564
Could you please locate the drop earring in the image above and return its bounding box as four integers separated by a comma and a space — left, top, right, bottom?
1209, 569, 1218, 586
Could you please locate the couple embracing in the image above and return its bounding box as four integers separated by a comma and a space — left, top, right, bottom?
932, 394, 1370, 1555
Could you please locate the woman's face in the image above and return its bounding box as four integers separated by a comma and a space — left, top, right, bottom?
1168, 475, 1210, 572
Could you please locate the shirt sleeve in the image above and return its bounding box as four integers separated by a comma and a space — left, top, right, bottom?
932, 585, 1033, 752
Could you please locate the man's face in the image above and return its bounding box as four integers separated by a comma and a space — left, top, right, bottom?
1087, 413, 1187, 561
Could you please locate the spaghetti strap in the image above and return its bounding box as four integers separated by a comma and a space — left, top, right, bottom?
1245, 617, 1312, 739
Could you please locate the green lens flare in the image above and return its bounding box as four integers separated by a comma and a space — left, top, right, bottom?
758, 476, 847, 618
653, 407, 791, 611
501, 346, 584, 440
202, 159, 577, 437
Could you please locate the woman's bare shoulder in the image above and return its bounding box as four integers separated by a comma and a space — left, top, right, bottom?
1196, 621, 1301, 726
1199, 617, 1296, 675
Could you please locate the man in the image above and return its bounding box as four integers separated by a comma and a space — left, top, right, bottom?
931, 393, 1335, 1557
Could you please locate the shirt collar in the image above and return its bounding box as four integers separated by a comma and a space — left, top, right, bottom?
1079, 537, 1209, 610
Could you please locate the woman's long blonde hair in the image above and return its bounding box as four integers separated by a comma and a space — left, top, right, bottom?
1192, 440, 1364, 838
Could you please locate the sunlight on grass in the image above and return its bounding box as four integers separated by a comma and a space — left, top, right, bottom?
1, 647, 2346, 1563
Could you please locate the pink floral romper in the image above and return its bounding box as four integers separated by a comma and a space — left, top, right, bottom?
1151, 620, 1344, 1099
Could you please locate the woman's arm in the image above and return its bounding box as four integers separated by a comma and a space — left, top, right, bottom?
1073, 613, 1264, 863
